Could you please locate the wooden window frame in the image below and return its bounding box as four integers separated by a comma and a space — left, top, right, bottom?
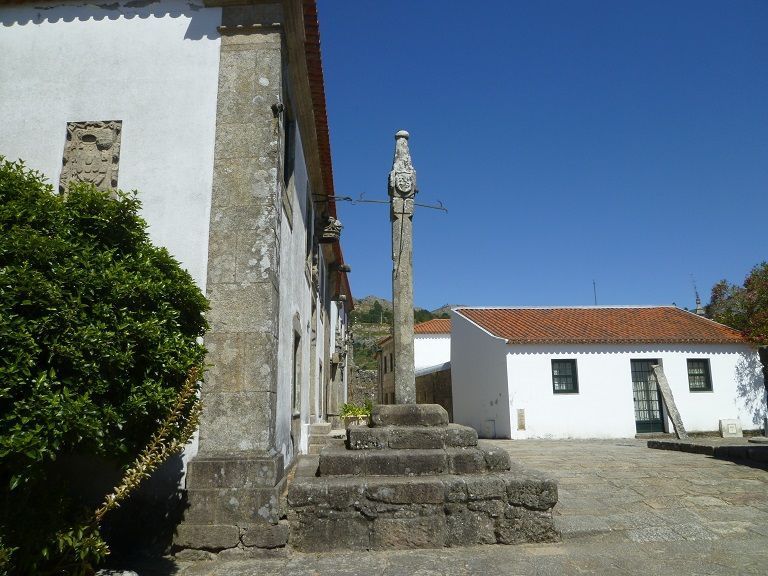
551, 359, 579, 394
687, 358, 713, 392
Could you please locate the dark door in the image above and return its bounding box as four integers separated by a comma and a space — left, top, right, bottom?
631, 359, 665, 433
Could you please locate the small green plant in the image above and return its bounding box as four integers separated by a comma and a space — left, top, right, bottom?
340, 399, 373, 418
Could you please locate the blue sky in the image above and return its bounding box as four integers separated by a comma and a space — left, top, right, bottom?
319, 0, 768, 311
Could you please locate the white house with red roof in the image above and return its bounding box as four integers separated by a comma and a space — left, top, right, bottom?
451, 306, 765, 439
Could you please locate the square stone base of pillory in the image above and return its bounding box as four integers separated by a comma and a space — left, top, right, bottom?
287, 404, 560, 550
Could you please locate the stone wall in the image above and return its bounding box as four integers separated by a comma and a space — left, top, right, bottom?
416, 368, 452, 421
289, 462, 559, 550
348, 366, 378, 405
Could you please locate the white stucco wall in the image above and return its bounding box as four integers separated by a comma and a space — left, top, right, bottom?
450, 311, 512, 438
275, 126, 313, 464
415, 334, 451, 370
0, 0, 221, 288
505, 344, 765, 439
312, 249, 327, 421
328, 299, 349, 407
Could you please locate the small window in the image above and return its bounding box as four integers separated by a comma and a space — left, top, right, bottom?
551, 359, 578, 394
389, 353, 394, 373
687, 359, 712, 392
283, 108, 295, 186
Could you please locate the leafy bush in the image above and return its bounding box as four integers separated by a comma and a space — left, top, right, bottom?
0, 158, 208, 574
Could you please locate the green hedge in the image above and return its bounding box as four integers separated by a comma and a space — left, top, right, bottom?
0, 158, 208, 574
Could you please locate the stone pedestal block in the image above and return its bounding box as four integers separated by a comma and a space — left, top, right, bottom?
371, 403, 449, 427
347, 423, 478, 450
719, 419, 743, 438
288, 470, 559, 550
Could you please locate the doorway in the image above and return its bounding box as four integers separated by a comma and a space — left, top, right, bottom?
631, 359, 665, 433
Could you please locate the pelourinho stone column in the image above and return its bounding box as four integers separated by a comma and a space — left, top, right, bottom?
389, 130, 417, 404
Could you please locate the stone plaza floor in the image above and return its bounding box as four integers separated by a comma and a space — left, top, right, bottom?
121, 439, 768, 575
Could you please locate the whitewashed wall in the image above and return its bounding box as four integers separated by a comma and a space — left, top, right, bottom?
506, 344, 765, 439
415, 335, 451, 370
328, 299, 350, 411
450, 312, 512, 438
314, 250, 327, 420
0, 0, 221, 288
275, 126, 313, 462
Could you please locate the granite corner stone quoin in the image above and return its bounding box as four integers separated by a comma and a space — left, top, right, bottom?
174, 2, 288, 554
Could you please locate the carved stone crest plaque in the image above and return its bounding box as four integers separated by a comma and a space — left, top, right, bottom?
388, 130, 417, 201
394, 172, 414, 195
59, 121, 122, 194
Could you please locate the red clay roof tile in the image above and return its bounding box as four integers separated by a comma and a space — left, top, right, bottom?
454, 306, 746, 345
414, 318, 451, 335
378, 318, 451, 346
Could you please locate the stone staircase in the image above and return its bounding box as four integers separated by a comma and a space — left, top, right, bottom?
308, 422, 332, 455
288, 404, 560, 551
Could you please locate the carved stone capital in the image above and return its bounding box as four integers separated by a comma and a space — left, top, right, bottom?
318, 213, 342, 243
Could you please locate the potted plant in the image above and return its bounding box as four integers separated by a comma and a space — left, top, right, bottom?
340, 399, 372, 429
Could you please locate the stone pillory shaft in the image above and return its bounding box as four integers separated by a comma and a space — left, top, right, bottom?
389, 130, 417, 404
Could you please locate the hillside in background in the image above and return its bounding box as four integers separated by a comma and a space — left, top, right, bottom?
350, 295, 458, 369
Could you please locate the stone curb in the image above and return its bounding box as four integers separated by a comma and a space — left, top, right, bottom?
647, 440, 768, 464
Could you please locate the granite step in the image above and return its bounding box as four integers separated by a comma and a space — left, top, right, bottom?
371, 403, 449, 427
347, 423, 478, 450
317, 442, 511, 477
287, 460, 559, 551
309, 422, 332, 435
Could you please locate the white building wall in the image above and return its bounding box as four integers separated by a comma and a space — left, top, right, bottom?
339, 304, 352, 404
329, 299, 349, 407
313, 250, 327, 420
0, 0, 221, 288
450, 312, 512, 438
505, 344, 765, 439
414, 335, 451, 370
275, 127, 312, 463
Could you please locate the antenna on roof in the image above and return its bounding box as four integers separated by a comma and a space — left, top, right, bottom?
592, 280, 597, 305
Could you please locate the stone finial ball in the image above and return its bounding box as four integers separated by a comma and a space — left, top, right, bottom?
395, 130, 410, 139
